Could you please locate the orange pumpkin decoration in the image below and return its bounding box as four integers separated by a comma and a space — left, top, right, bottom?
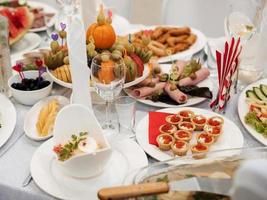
86, 5, 116, 49
98, 60, 115, 84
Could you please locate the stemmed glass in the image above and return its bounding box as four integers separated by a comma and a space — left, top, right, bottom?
91, 53, 126, 130
224, 0, 265, 90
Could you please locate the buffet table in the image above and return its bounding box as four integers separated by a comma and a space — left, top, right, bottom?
0, 64, 262, 200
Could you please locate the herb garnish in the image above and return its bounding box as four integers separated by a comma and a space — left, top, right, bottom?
53, 132, 88, 161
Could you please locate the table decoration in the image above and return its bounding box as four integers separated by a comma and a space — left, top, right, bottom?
210, 37, 242, 112
66, 7, 92, 109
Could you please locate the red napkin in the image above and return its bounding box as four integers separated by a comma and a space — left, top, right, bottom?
148, 112, 172, 146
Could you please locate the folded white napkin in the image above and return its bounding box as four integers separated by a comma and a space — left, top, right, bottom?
67, 14, 92, 109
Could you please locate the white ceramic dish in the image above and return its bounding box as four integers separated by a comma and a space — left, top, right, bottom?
8, 70, 53, 106
121, 25, 207, 62
47, 64, 149, 89
136, 107, 244, 162
0, 94, 17, 148
124, 64, 213, 108
24, 96, 69, 141
28, 0, 58, 32
10, 33, 41, 57
238, 78, 267, 145
31, 138, 148, 200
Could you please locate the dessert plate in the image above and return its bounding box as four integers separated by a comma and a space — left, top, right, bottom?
10, 33, 41, 57
136, 107, 244, 162
28, 0, 58, 32
31, 138, 148, 200
121, 25, 207, 63
124, 64, 213, 108
24, 96, 69, 141
238, 78, 267, 146
0, 94, 17, 148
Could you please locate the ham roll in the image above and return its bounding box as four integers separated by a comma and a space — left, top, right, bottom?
176, 60, 187, 78
178, 68, 210, 87
164, 83, 188, 104
133, 82, 166, 98
138, 77, 159, 87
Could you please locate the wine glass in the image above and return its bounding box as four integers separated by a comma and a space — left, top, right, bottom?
91, 53, 126, 130
225, 0, 265, 90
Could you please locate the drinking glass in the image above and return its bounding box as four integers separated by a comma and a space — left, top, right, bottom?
91, 53, 125, 129
225, 0, 265, 89
115, 96, 136, 137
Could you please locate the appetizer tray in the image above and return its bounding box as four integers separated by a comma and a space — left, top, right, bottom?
0, 94, 17, 148
121, 25, 207, 62
31, 138, 148, 200
238, 78, 267, 145
136, 107, 244, 162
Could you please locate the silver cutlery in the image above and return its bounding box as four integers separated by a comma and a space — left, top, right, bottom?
22, 172, 32, 187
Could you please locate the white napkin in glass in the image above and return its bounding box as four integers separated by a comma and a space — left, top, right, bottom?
67, 14, 92, 110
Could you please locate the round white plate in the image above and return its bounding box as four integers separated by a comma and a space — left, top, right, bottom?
121, 25, 207, 62
31, 139, 148, 200
24, 96, 69, 141
238, 78, 267, 146
0, 94, 17, 148
47, 64, 149, 89
136, 107, 244, 162
124, 64, 213, 108
28, 0, 58, 32
10, 33, 41, 57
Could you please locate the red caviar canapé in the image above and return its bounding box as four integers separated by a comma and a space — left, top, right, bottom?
170, 115, 181, 123
174, 141, 186, 149
193, 143, 208, 151
179, 110, 192, 118
176, 130, 189, 138
198, 133, 213, 143
180, 122, 194, 129
208, 117, 223, 127
161, 124, 174, 132
192, 115, 206, 124
159, 135, 172, 144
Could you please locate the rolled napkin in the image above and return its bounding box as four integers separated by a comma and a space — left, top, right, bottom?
179, 68, 210, 86
164, 83, 187, 104
67, 14, 92, 109
133, 82, 166, 98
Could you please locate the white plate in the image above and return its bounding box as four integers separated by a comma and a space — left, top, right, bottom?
136, 107, 244, 162
47, 64, 149, 89
24, 96, 69, 141
121, 25, 207, 62
31, 139, 148, 200
28, 1, 58, 32
124, 64, 213, 108
10, 33, 41, 57
0, 94, 17, 148
238, 79, 267, 146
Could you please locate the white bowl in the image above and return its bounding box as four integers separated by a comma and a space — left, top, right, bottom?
53, 104, 112, 178
8, 70, 53, 106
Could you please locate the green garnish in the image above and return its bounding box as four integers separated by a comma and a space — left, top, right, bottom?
180, 59, 201, 79
245, 112, 267, 137
53, 132, 88, 161
156, 175, 169, 183
246, 25, 254, 31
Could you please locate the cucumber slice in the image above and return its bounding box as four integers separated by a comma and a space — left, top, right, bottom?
253, 87, 267, 101
246, 90, 260, 101
260, 84, 267, 97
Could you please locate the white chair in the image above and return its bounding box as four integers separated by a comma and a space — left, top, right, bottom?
161, 0, 228, 37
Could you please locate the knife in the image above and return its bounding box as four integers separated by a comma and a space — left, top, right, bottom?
98, 177, 232, 200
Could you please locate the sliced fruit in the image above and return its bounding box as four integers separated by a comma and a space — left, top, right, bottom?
0, 6, 34, 45
130, 53, 144, 77
260, 84, 267, 97
253, 87, 267, 101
